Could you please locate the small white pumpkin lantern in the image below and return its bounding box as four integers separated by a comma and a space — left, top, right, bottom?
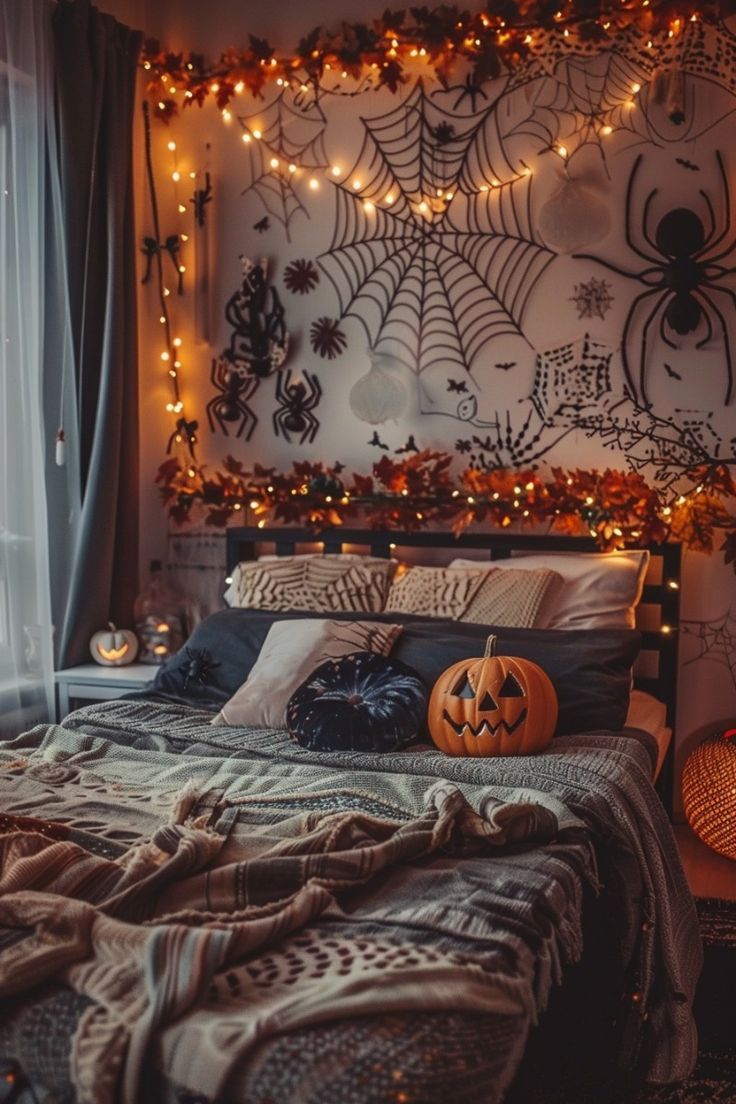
539, 171, 611, 254
349, 349, 408, 425
90, 623, 139, 666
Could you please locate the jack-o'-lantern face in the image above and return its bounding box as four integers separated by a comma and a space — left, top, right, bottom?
428, 636, 558, 758
89, 623, 139, 667
443, 666, 528, 740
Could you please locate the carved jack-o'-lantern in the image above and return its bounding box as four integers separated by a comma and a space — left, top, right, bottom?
89, 623, 139, 667
428, 635, 558, 757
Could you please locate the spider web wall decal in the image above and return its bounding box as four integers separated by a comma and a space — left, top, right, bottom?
682, 606, 736, 690
238, 85, 328, 240
318, 80, 555, 389
529, 334, 614, 423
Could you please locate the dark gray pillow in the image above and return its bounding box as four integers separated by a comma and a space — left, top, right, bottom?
140, 608, 639, 737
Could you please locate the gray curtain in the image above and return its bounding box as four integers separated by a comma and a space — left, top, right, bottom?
52, 0, 142, 666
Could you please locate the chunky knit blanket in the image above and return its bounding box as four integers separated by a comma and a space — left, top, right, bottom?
0, 701, 701, 1104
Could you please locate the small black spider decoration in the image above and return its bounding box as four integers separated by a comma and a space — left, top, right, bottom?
272, 369, 322, 444
207, 358, 260, 440
181, 647, 220, 692
283, 258, 320, 295
310, 317, 347, 360
431, 121, 456, 145
190, 171, 212, 228
575, 152, 736, 406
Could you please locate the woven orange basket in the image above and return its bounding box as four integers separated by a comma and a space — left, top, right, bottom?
682, 728, 736, 861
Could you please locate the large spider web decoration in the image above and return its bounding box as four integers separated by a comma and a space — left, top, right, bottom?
238, 85, 328, 240
529, 333, 614, 423
318, 80, 556, 391
682, 606, 736, 690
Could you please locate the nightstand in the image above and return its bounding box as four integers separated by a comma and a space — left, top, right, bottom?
54, 663, 155, 722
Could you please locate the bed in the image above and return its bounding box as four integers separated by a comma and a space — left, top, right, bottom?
0, 528, 700, 1104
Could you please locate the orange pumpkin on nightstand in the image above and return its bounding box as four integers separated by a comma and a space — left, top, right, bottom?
428, 634, 558, 757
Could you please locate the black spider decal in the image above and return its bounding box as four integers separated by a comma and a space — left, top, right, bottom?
272, 369, 321, 444
207, 359, 259, 440
575, 152, 736, 406
181, 647, 220, 691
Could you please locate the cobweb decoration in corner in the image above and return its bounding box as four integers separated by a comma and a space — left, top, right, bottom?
529, 334, 614, 423
238, 85, 328, 240
318, 80, 555, 387
683, 606, 736, 690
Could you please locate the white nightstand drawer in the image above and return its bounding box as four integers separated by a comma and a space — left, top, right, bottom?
54, 663, 155, 720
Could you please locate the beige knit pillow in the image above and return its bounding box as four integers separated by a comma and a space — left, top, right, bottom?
212, 618, 402, 729
224, 555, 393, 614
385, 565, 563, 628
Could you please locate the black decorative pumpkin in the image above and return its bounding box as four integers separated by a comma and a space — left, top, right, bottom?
286, 651, 427, 753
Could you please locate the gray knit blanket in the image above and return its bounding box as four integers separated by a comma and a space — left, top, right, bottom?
0, 700, 701, 1104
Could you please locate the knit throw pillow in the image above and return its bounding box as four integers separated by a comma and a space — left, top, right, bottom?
385, 565, 563, 629
224, 556, 393, 614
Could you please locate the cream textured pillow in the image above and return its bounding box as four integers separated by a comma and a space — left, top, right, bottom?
212, 618, 402, 729
224, 555, 393, 613
449, 550, 649, 630
384, 564, 562, 628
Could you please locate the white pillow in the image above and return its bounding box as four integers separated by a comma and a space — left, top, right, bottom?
449, 551, 649, 630
211, 618, 402, 729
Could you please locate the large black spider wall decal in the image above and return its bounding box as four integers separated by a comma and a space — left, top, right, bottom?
575, 152, 736, 406
207, 359, 260, 441
272, 369, 322, 444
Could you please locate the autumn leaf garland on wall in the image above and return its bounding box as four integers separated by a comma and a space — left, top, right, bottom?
141, 2, 731, 122
156, 452, 736, 567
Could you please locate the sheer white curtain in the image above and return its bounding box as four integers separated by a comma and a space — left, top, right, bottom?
0, 0, 78, 737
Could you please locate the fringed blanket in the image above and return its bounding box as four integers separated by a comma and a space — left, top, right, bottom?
0, 701, 701, 1104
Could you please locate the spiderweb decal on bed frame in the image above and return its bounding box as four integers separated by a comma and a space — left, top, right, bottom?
318, 80, 556, 398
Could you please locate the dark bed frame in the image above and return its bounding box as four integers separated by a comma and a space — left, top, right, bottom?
225, 526, 682, 810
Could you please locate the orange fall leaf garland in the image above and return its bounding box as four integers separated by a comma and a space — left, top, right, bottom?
155, 451, 736, 566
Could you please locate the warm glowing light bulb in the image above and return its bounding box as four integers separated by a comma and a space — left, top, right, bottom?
631, 82, 641, 93
270, 157, 280, 168
331, 166, 341, 176
178, 204, 186, 213
352, 179, 362, 189
309, 178, 319, 190
222, 109, 231, 122
235, 81, 245, 93
601, 124, 613, 136
180, 233, 189, 242
161, 351, 170, 361
252, 129, 262, 139
159, 315, 166, 324
363, 200, 374, 212
173, 337, 182, 347
557, 145, 567, 158
288, 163, 297, 173
210, 82, 220, 93
171, 170, 181, 182
385, 193, 395, 205
418, 201, 428, 212
167, 140, 176, 152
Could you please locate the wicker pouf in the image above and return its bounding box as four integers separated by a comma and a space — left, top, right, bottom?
682, 729, 736, 860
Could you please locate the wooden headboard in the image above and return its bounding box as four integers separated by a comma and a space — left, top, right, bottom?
225, 526, 681, 803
